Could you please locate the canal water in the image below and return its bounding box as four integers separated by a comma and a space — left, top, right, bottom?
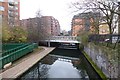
20, 48, 101, 79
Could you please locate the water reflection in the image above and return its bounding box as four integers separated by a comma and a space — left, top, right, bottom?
21, 53, 89, 79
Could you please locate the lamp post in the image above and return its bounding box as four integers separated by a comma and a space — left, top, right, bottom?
116, 0, 120, 78
118, 1, 120, 35
118, 1, 120, 79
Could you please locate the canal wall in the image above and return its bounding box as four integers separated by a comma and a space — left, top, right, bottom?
84, 43, 118, 78
0, 47, 55, 79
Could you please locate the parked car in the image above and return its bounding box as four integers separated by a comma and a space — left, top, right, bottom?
105, 39, 110, 42
105, 38, 120, 43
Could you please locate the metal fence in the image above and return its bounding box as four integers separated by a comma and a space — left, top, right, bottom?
2, 43, 25, 51
0, 43, 38, 69
88, 34, 120, 42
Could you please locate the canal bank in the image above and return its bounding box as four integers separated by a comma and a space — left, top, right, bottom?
79, 44, 107, 79
0, 47, 55, 79
19, 48, 102, 79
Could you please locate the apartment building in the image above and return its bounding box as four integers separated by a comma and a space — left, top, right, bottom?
0, 0, 20, 26
50, 17, 60, 36
71, 12, 100, 36
20, 16, 61, 36
41, 16, 60, 36
71, 17, 85, 36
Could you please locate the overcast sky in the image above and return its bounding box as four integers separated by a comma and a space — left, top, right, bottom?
20, 0, 80, 31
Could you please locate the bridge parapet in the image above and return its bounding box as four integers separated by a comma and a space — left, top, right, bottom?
49, 36, 77, 41
39, 36, 80, 47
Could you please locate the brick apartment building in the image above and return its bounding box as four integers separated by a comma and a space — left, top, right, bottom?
0, 0, 20, 26
71, 12, 100, 36
40, 16, 60, 36
71, 17, 84, 36
20, 16, 60, 36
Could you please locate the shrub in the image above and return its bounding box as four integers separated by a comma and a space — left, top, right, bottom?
79, 43, 84, 51
2, 25, 28, 43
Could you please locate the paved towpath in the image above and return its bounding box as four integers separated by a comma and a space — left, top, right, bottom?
0, 47, 55, 79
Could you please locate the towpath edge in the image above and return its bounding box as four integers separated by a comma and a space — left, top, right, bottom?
0, 47, 55, 79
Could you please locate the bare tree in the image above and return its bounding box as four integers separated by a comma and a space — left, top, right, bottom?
27, 18, 38, 42
35, 10, 51, 41
36, 9, 42, 18
72, 0, 119, 43
27, 10, 51, 43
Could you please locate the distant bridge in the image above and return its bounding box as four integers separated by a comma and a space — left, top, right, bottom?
39, 36, 80, 49
49, 36, 77, 41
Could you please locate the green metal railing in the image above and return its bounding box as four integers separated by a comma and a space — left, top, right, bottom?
0, 43, 38, 69
2, 43, 25, 51
2, 43, 29, 57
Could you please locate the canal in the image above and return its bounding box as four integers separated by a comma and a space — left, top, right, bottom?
19, 48, 101, 79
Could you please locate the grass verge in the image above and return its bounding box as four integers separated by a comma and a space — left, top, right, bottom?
82, 51, 107, 80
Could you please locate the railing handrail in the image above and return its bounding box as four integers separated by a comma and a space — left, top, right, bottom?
0, 43, 38, 69
2, 43, 30, 56
1, 44, 33, 60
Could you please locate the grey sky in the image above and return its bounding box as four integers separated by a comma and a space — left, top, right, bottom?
20, 0, 79, 31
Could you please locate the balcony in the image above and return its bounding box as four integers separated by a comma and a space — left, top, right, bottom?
9, 13, 14, 17
9, 2, 15, 6
9, 7, 14, 11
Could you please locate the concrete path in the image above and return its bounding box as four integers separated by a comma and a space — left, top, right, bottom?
0, 47, 55, 79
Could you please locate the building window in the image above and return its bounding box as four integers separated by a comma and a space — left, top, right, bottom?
15, 12, 18, 15
15, 7, 18, 10
8, 10, 13, 14
8, 0, 15, 6
0, 6, 4, 11
15, 2, 18, 4
9, 2, 15, 6
8, 4, 14, 8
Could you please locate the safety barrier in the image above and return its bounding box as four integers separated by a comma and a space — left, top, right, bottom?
0, 43, 38, 69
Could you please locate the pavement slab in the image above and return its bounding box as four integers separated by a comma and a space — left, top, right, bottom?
0, 47, 55, 79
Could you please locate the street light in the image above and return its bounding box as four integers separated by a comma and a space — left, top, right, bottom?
118, 0, 120, 35
117, 1, 120, 79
